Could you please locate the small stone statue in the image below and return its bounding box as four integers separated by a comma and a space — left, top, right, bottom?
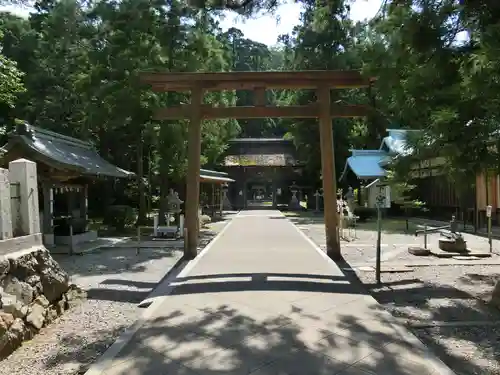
450, 215, 458, 233
345, 186, 355, 212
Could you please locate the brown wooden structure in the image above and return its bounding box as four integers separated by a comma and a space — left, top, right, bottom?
0, 122, 134, 249
222, 138, 303, 209
141, 70, 373, 260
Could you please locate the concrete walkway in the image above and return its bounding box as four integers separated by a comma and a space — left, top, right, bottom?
86, 210, 455, 375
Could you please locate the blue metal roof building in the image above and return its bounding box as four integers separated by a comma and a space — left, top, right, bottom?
340, 129, 411, 181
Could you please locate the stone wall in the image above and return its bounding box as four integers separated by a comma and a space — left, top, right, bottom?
0, 158, 85, 359
0, 248, 85, 359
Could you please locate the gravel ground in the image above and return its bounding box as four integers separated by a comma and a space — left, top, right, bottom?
352, 265, 500, 375
0, 224, 227, 375
289, 213, 500, 375
288, 213, 500, 265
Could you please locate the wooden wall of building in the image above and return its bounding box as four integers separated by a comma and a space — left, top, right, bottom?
476, 172, 498, 210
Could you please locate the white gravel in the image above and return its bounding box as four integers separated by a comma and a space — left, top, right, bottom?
291, 214, 500, 375
414, 325, 500, 375
0, 226, 224, 375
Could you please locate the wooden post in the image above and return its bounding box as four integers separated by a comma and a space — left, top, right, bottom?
42, 182, 54, 244
317, 86, 341, 259
80, 184, 88, 232
219, 185, 223, 216
211, 183, 216, 218
185, 86, 203, 259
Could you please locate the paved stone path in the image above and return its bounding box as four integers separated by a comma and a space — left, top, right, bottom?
86, 210, 455, 375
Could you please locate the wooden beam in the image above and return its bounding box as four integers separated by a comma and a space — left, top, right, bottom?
185, 86, 203, 259
318, 85, 341, 260
149, 79, 371, 91
153, 104, 371, 120
141, 70, 374, 91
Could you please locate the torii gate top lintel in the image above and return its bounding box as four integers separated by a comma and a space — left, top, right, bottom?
141, 69, 374, 91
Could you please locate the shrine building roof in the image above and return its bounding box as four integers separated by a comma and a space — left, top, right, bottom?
339, 150, 390, 181
1, 122, 134, 179
200, 168, 234, 183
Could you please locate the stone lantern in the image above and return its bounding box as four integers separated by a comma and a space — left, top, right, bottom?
167, 189, 183, 215
155, 189, 183, 238
314, 189, 323, 212
345, 186, 355, 212
289, 182, 301, 210
222, 183, 232, 211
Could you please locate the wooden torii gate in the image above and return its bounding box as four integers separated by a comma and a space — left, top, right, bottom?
141, 70, 373, 260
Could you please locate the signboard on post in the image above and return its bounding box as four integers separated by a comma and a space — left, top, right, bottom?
384, 186, 391, 208
487, 205, 492, 218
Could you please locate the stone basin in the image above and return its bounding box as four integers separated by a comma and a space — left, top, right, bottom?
438, 238, 467, 253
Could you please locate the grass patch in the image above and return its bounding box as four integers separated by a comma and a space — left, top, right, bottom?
356, 218, 418, 234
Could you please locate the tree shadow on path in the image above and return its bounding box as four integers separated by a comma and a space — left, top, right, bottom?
41, 267, 485, 375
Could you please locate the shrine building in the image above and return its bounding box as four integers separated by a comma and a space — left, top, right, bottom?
222, 138, 304, 209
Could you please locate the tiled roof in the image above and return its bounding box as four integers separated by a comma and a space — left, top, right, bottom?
224, 154, 296, 167
3, 122, 134, 178
200, 168, 234, 183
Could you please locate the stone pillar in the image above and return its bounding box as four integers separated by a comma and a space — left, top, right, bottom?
42, 182, 54, 246
0, 168, 13, 239
9, 159, 40, 235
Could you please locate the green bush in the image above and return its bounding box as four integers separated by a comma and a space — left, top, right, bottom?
103, 205, 137, 231
354, 207, 376, 222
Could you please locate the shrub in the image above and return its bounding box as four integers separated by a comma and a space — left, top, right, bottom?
103, 205, 137, 231
354, 207, 376, 222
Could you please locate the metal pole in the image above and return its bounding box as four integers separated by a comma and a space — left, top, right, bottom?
136, 225, 141, 255
489, 216, 492, 253
424, 225, 427, 249
375, 203, 382, 284
69, 219, 74, 256
487, 205, 493, 253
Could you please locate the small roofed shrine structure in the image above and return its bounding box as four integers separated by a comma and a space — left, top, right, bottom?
339, 129, 412, 207
140, 70, 373, 260
199, 169, 234, 218
0, 122, 134, 250
339, 128, 475, 220
222, 138, 302, 209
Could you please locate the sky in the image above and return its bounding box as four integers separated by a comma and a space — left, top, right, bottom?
218, 0, 383, 45
0, 0, 383, 46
